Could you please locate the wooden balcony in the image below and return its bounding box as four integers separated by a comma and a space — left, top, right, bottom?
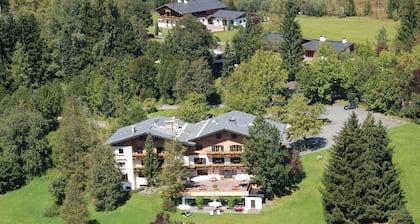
133, 152, 145, 158
188, 163, 244, 169
207, 151, 243, 156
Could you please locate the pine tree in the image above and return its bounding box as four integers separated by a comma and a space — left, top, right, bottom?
395, 0, 418, 52
386, 0, 400, 19
60, 170, 89, 224
361, 114, 412, 223
344, 0, 356, 16
221, 41, 238, 78
321, 113, 413, 223
143, 134, 160, 186
279, 0, 304, 81
242, 116, 301, 199
363, 0, 372, 16
321, 113, 366, 223
160, 139, 188, 212
89, 145, 128, 211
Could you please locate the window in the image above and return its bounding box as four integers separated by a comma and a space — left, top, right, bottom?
138, 171, 145, 177
134, 147, 143, 153
195, 145, 203, 150
118, 148, 124, 154
197, 169, 208, 175
211, 145, 224, 152
212, 158, 225, 164
231, 157, 241, 163
230, 145, 243, 152
122, 174, 128, 181
194, 158, 206, 164
157, 147, 165, 154
139, 135, 146, 141
118, 162, 126, 169
231, 133, 237, 139
215, 133, 221, 139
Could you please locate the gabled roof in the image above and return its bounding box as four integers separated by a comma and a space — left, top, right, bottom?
156, 0, 227, 15
208, 10, 246, 19
106, 110, 287, 146
265, 32, 284, 42
302, 40, 354, 53
105, 116, 186, 145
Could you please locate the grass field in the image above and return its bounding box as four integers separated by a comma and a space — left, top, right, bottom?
0, 123, 418, 224
211, 15, 398, 45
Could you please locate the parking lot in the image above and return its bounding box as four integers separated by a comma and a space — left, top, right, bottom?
299, 103, 407, 154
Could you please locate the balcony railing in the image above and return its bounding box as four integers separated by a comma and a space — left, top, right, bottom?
207, 151, 243, 155
188, 163, 244, 169
133, 152, 145, 158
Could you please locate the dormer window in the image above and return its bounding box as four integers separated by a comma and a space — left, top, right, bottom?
231, 133, 237, 139
216, 133, 221, 139
139, 135, 146, 141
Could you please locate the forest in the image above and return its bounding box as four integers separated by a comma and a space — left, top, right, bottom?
0, 0, 419, 223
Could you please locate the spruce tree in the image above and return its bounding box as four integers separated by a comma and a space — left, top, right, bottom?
361, 114, 413, 223
321, 113, 366, 223
89, 145, 128, 211
395, 0, 418, 52
279, 0, 304, 81
60, 170, 89, 224
321, 113, 413, 223
160, 139, 188, 212
143, 134, 160, 186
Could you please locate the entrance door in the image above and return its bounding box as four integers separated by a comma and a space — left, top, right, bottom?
251, 200, 255, 209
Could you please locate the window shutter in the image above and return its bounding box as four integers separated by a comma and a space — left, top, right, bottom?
221, 146, 224, 152
230, 145, 233, 151
239, 145, 243, 151
211, 145, 215, 152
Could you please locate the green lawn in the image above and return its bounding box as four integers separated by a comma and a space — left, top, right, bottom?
296, 15, 399, 44
210, 16, 398, 45
0, 124, 418, 224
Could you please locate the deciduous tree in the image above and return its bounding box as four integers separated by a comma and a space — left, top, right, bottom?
284, 95, 325, 142
242, 116, 302, 199
175, 92, 209, 123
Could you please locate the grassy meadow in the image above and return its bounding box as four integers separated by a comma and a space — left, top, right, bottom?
212, 15, 398, 44
0, 123, 418, 224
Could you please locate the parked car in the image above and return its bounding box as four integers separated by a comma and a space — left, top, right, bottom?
344, 104, 358, 110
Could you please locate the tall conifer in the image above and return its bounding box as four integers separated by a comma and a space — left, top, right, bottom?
279, 0, 304, 80
143, 134, 160, 186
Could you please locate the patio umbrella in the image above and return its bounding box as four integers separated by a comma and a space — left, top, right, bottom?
177, 204, 191, 210
208, 201, 222, 208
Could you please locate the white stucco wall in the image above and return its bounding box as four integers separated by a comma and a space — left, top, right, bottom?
245, 197, 262, 211
114, 146, 135, 190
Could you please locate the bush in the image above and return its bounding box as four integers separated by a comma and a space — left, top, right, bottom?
43, 202, 60, 217
162, 199, 177, 212
195, 197, 204, 209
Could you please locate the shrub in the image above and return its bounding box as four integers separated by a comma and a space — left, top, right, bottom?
195, 197, 204, 209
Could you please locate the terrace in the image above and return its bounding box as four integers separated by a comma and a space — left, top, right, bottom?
183, 175, 251, 197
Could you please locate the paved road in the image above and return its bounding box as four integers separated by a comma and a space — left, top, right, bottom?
300, 104, 407, 155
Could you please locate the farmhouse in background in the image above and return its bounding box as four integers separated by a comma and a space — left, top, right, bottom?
265, 32, 355, 59
155, 0, 246, 31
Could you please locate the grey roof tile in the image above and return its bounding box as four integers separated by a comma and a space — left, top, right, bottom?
208, 10, 246, 19
163, 0, 226, 15
106, 110, 286, 146
302, 40, 354, 52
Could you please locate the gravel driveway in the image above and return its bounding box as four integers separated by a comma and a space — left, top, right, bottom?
299, 104, 407, 155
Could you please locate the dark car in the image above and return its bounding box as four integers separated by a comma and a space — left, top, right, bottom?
344, 104, 358, 110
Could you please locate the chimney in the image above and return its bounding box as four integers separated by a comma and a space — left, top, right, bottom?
131, 125, 136, 133
342, 38, 347, 44
320, 35, 326, 42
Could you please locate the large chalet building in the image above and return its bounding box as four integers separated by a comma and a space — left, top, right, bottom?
106, 110, 286, 211
155, 0, 246, 30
